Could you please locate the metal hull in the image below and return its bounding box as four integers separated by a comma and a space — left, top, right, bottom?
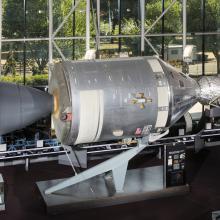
0, 82, 53, 135
49, 57, 199, 145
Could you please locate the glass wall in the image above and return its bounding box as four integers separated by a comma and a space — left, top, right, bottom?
187, 0, 220, 76
0, 0, 220, 86
1, 0, 49, 85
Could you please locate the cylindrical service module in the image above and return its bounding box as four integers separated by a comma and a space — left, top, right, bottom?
49, 56, 199, 145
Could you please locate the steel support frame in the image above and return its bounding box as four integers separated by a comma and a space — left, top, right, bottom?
182, 0, 187, 55
51, 0, 90, 59
48, 0, 53, 79
86, 0, 90, 51
96, 0, 101, 53
52, 0, 81, 38
182, 0, 188, 73
45, 130, 169, 195
23, 0, 27, 85
45, 138, 150, 194
140, 0, 145, 55
201, 0, 206, 76
52, 0, 83, 60
0, 31, 219, 43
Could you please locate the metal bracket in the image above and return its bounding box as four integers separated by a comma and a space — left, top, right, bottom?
112, 162, 128, 193
209, 96, 220, 109
45, 131, 169, 195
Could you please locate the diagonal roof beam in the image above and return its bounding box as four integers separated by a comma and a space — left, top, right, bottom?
52, 0, 82, 38
144, 0, 177, 35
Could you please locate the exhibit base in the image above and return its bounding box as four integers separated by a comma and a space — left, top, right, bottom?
0, 204, 5, 211
37, 166, 189, 214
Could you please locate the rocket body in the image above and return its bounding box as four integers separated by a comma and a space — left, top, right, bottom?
0, 56, 219, 145
49, 57, 200, 145
0, 82, 53, 135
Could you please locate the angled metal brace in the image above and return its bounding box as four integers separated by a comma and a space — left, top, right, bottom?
112, 162, 128, 193
45, 130, 169, 195
209, 96, 220, 109
52, 40, 66, 60
144, 37, 160, 56
45, 139, 148, 194
144, 0, 177, 35
52, 0, 82, 38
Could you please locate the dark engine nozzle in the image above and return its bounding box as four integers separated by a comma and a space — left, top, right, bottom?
0, 82, 53, 135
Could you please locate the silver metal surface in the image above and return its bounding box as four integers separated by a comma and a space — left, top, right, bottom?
50, 56, 199, 145
182, 0, 187, 54
140, 0, 145, 53
198, 76, 220, 105
212, 211, 220, 220
0, 173, 4, 211
160, 59, 200, 126
0, 146, 66, 160
45, 137, 152, 194
0, 82, 53, 135
37, 166, 189, 214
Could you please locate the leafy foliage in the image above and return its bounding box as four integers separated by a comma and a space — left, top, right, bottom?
0, 74, 48, 85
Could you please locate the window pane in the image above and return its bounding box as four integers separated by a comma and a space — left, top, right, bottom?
54, 0, 91, 38
100, 0, 119, 36
205, 35, 219, 75
121, 37, 141, 56
163, 36, 183, 71
187, 35, 203, 76
164, 0, 182, 33
26, 0, 48, 38
187, 0, 203, 33
53, 39, 86, 60
100, 37, 119, 58
3, 0, 24, 38
145, 0, 162, 34
205, 0, 220, 32
26, 41, 49, 77
121, 0, 140, 35
145, 36, 162, 57
0, 42, 24, 84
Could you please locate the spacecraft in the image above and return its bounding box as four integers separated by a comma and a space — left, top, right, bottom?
1, 56, 220, 196
49, 56, 201, 145
0, 56, 218, 143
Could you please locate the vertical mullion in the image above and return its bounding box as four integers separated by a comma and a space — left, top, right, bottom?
201, 0, 205, 76
161, 0, 165, 59
23, 0, 27, 85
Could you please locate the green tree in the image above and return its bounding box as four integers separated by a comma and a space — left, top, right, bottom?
121, 0, 182, 56
2, 0, 92, 74
204, 0, 219, 73
3, 0, 49, 75
187, 0, 220, 74
53, 0, 95, 59
3, 51, 16, 76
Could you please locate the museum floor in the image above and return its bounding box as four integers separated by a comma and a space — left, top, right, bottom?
0, 146, 220, 220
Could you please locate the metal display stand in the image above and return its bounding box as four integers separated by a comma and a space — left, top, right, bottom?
0, 174, 5, 211
37, 132, 189, 214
